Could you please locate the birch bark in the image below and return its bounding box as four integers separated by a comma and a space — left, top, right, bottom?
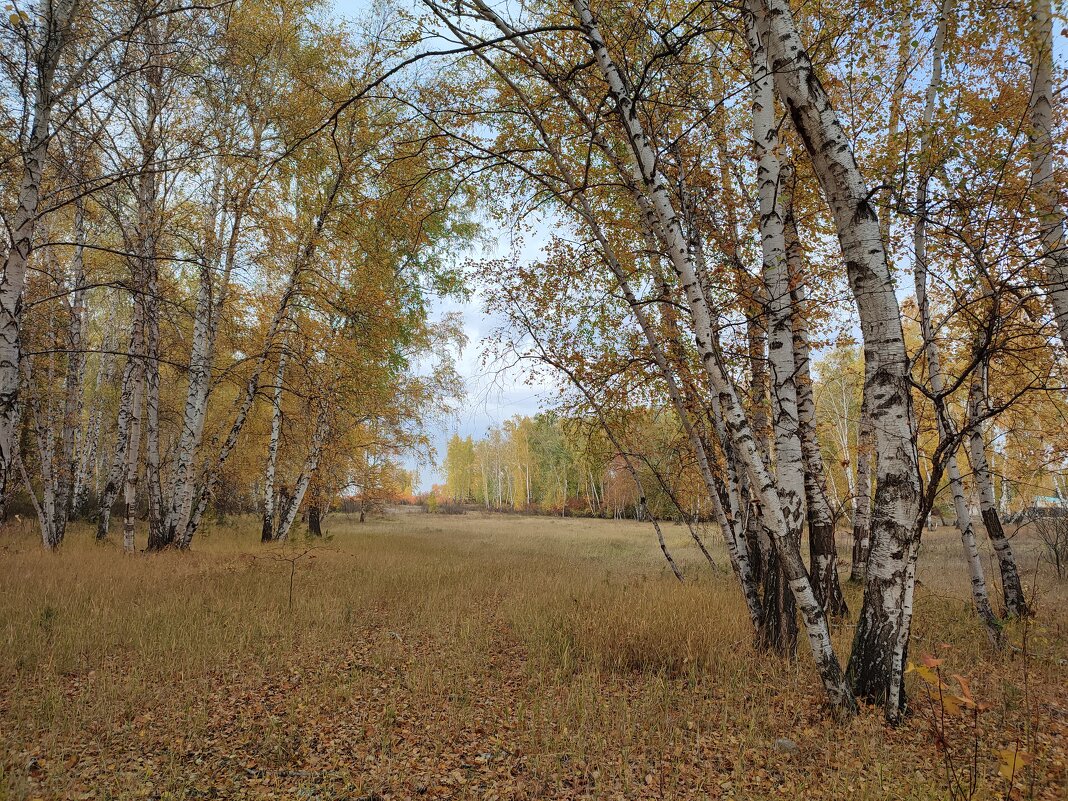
261, 339, 288, 542
851, 370, 874, 582
573, 0, 855, 714
747, 18, 805, 654
97, 298, 145, 539
274, 405, 330, 542
757, 0, 921, 719
1028, 0, 1068, 352
967, 372, 1029, 617
431, 9, 764, 625
121, 361, 145, 554
162, 129, 254, 548
0, 0, 80, 521
56, 200, 88, 534
785, 206, 847, 617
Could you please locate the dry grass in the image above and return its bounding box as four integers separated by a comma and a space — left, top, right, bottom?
0, 511, 1065, 800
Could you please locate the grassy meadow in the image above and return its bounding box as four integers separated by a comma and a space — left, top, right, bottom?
0, 510, 1065, 800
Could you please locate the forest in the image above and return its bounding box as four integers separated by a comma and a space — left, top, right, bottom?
1, 0, 1067, 798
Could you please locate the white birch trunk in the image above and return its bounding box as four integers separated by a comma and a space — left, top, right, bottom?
1028, 0, 1068, 352
852, 374, 874, 582
747, 18, 806, 653
274, 406, 330, 542
98, 290, 145, 539
261, 340, 288, 542
60, 199, 88, 525
0, 0, 79, 522
967, 374, 1029, 617
177, 150, 345, 548
573, 0, 855, 714
121, 342, 146, 555
786, 210, 848, 617
910, 0, 1000, 642
163, 143, 251, 547
757, 0, 920, 720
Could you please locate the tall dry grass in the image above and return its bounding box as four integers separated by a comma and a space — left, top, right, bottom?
0, 511, 1064, 799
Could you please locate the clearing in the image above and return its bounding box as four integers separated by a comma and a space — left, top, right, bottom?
1, 512, 1065, 800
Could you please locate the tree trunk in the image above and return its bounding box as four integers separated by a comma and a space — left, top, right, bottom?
142, 210, 164, 550
851, 372, 873, 582
1028, 0, 1068, 353
967, 374, 1029, 617
178, 160, 346, 549
261, 340, 288, 542
786, 206, 848, 617
275, 406, 329, 542
909, 0, 1000, 644
121, 338, 146, 556
98, 297, 146, 540
76, 304, 118, 516
745, 315, 769, 591
758, 0, 921, 720
64, 201, 92, 519
748, 23, 804, 654
0, 1, 78, 525
574, 0, 855, 715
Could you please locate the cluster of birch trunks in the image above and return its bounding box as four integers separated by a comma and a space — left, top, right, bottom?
2, 0, 1065, 722
416, 0, 1065, 721
0, 1, 459, 555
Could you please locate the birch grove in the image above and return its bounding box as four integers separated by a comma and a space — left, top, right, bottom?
417, 0, 1064, 720
2, 0, 1065, 726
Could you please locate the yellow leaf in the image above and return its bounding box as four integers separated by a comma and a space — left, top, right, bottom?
941, 694, 963, 716
914, 665, 940, 685
996, 746, 1032, 781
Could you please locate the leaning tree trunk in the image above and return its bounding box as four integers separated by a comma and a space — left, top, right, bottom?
910, 0, 1001, 644
274, 406, 330, 542
0, 0, 77, 525
178, 164, 346, 549
967, 372, 1030, 617
163, 152, 249, 547
1028, 0, 1068, 353
573, 0, 856, 715
24, 342, 63, 549
758, 0, 921, 720
450, 23, 764, 627
785, 207, 848, 617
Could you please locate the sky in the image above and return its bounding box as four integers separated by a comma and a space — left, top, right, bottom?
324, 1, 559, 491
407, 233, 557, 493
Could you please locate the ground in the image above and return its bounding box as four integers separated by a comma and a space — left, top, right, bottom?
0, 510, 1065, 800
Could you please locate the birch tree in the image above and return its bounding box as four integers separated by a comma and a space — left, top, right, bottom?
908, 0, 1000, 642
757, 0, 921, 718
0, 0, 81, 522
1028, 0, 1068, 353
